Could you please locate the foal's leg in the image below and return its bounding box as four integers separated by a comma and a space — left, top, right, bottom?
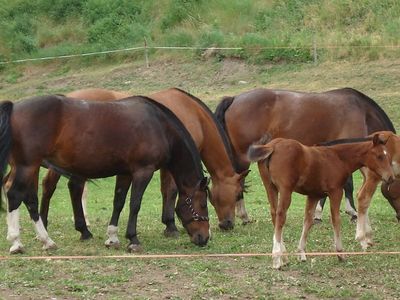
298, 196, 319, 262
105, 175, 132, 249
343, 176, 357, 222
40, 168, 61, 228
160, 168, 179, 237
356, 169, 379, 250
8, 167, 56, 253
272, 189, 292, 269
329, 189, 345, 261
126, 169, 154, 252
67, 178, 93, 240
258, 162, 278, 226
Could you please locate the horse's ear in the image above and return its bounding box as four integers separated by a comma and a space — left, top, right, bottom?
247, 145, 274, 162
373, 133, 388, 145
239, 169, 251, 180
199, 177, 209, 190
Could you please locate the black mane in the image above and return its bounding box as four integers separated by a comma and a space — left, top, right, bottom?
135, 95, 204, 179
172, 88, 238, 171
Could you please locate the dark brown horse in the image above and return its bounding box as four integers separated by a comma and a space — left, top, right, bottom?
215, 88, 396, 223
1, 95, 210, 254
248, 134, 394, 269
40, 88, 246, 244
381, 179, 400, 222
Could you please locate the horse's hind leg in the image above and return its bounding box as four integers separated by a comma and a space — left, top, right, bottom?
329, 189, 345, 261
105, 175, 131, 249
160, 168, 179, 237
314, 198, 326, 224
126, 169, 154, 252
67, 178, 93, 240
258, 162, 278, 227
40, 168, 61, 228
8, 167, 56, 252
344, 176, 357, 222
298, 196, 319, 261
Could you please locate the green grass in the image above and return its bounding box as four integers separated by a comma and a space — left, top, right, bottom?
0, 54, 400, 298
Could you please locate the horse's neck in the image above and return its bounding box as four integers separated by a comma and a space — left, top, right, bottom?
167, 135, 203, 194
197, 115, 237, 179
329, 143, 370, 172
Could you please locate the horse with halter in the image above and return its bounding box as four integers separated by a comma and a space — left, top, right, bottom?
214, 88, 397, 225
39, 88, 247, 245
248, 134, 394, 269
1, 95, 210, 253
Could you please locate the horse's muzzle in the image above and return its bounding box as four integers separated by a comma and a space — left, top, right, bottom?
191, 233, 209, 247
218, 219, 234, 231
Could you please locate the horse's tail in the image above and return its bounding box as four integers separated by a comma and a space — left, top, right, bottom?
214, 96, 235, 131
0, 101, 13, 212
247, 134, 273, 164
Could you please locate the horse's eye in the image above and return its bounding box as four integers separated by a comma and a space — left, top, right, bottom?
378, 155, 384, 160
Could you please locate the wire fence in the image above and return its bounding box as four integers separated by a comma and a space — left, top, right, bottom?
1, 44, 400, 65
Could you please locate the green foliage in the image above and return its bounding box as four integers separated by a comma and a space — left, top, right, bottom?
0, 0, 399, 64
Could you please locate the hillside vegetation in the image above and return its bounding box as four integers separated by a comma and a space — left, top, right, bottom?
1, 0, 400, 65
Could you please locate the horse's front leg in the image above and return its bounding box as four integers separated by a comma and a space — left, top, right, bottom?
160, 168, 179, 237
298, 196, 319, 262
68, 178, 92, 240
40, 168, 61, 228
329, 189, 345, 261
105, 175, 132, 249
356, 168, 379, 250
126, 169, 154, 252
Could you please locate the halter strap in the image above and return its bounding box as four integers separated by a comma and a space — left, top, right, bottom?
178, 196, 209, 227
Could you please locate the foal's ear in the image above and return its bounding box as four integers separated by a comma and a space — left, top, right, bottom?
247, 145, 274, 162
372, 133, 388, 146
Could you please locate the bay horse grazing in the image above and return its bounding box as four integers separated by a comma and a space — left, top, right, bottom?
381, 179, 400, 222
215, 88, 396, 223
1, 95, 210, 254
40, 88, 247, 243
247, 133, 394, 269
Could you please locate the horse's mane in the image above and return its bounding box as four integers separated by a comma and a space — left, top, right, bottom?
172, 88, 237, 171
317, 136, 373, 146
335, 88, 396, 134
136, 95, 204, 179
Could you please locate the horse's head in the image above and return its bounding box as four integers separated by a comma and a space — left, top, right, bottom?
381, 179, 400, 222
379, 131, 400, 178
365, 133, 395, 184
210, 170, 250, 230
175, 177, 210, 246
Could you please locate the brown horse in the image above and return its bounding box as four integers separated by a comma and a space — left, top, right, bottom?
381, 179, 400, 222
355, 131, 400, 249
215, 88, 396, 223
248, 133, 394, 269
1, 95, 210, 254
40, 88, 246, 244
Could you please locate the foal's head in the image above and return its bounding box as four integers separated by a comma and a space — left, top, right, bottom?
365, 133, 395, 184
175, 177, 210, 246
210, 170, 249, 230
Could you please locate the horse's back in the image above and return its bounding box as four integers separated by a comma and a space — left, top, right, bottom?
66, 88, 130, 101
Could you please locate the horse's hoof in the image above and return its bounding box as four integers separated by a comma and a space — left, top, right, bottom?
164, 229, 179, 238
43, 240, 57, 251
337, 254, 346, 262
313, 218, 322, 225
10, 244, 24, 254
350, 215, 358, 223
105, 240, 120, 249
298, 253, 307, 262
127, 243, 143, 253
80, 231, 93, 241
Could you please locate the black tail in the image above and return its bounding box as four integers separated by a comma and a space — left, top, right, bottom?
214, 96, 234, 131
0, 101, 13, 211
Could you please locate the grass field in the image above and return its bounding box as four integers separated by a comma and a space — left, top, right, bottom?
0, 57, 400, 299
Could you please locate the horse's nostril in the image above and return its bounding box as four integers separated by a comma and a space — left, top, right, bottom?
194, 233, 208, 246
